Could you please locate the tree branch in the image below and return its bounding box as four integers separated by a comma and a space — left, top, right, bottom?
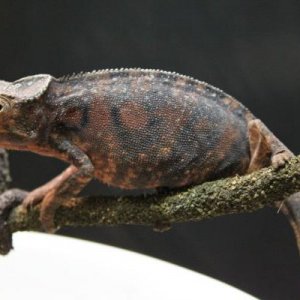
8, 157, 300, 229
1, 154, 300, 254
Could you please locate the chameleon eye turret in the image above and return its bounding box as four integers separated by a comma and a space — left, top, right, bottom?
0, 75, 52, 102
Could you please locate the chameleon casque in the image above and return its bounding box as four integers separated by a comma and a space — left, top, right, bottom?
0, 68, 295, 232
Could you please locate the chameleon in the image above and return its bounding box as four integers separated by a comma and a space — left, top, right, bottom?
0, 68, 296, 233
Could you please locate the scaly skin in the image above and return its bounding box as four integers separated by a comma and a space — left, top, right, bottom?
0, 68, 293, 231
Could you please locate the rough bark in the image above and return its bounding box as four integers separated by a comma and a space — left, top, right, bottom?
1, 153, 300, 254
7, 158, 300, 234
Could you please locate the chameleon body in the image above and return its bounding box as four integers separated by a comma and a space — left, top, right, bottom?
0, 68, 293, 231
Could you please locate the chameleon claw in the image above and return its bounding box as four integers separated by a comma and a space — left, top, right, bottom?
22, 193, 43, 210
22, 183, 56, 210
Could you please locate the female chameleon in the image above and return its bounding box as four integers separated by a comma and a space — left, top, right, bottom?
0, 68, 296, 235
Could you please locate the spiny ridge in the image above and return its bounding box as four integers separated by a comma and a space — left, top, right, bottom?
58, 67, 225, 93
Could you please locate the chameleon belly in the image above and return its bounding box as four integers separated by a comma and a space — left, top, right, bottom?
49, 69, 251, 189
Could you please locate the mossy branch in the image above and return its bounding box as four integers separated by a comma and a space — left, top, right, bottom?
1, 152, 300, 254
8, 157, 300, 229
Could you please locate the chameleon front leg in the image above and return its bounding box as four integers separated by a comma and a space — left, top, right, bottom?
23, 140, 94, 232
22, 165, 77, 208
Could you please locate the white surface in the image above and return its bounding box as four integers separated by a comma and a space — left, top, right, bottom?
0, 232, 257, 300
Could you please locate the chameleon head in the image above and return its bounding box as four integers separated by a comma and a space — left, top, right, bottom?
0, 75, 52, 148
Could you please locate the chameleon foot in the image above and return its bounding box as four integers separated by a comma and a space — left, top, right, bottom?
22, 188, 59, 233
22, 186, 47, 209
271, 151, 293, 169
22, 166, 80, 232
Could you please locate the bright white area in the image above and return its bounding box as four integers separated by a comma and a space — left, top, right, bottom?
0, 232, 257, 300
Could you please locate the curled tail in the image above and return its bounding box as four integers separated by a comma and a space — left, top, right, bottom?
280, 193, 300, 253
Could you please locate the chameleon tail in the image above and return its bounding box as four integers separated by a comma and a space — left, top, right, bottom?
280, 192, 300, 254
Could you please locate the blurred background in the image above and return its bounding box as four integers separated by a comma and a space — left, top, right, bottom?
1, 0, 300, 299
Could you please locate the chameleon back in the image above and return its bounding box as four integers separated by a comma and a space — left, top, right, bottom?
47, 69, 251, 189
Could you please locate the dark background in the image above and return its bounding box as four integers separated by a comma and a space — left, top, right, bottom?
1, 0, 300, 299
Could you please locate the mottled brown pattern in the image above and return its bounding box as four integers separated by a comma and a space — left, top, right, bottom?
119, 102, 149, 130
95, 156, 118, 186
60, 107, 82, 128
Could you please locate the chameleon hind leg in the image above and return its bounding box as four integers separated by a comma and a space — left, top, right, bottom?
23, 139, 94, 232
247, 119, 294, 173
248, 120, 300, 252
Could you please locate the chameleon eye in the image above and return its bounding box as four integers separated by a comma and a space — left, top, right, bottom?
0, 95, 12, 113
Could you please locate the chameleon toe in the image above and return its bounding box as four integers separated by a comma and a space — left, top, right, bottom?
271, 151, 294, 169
